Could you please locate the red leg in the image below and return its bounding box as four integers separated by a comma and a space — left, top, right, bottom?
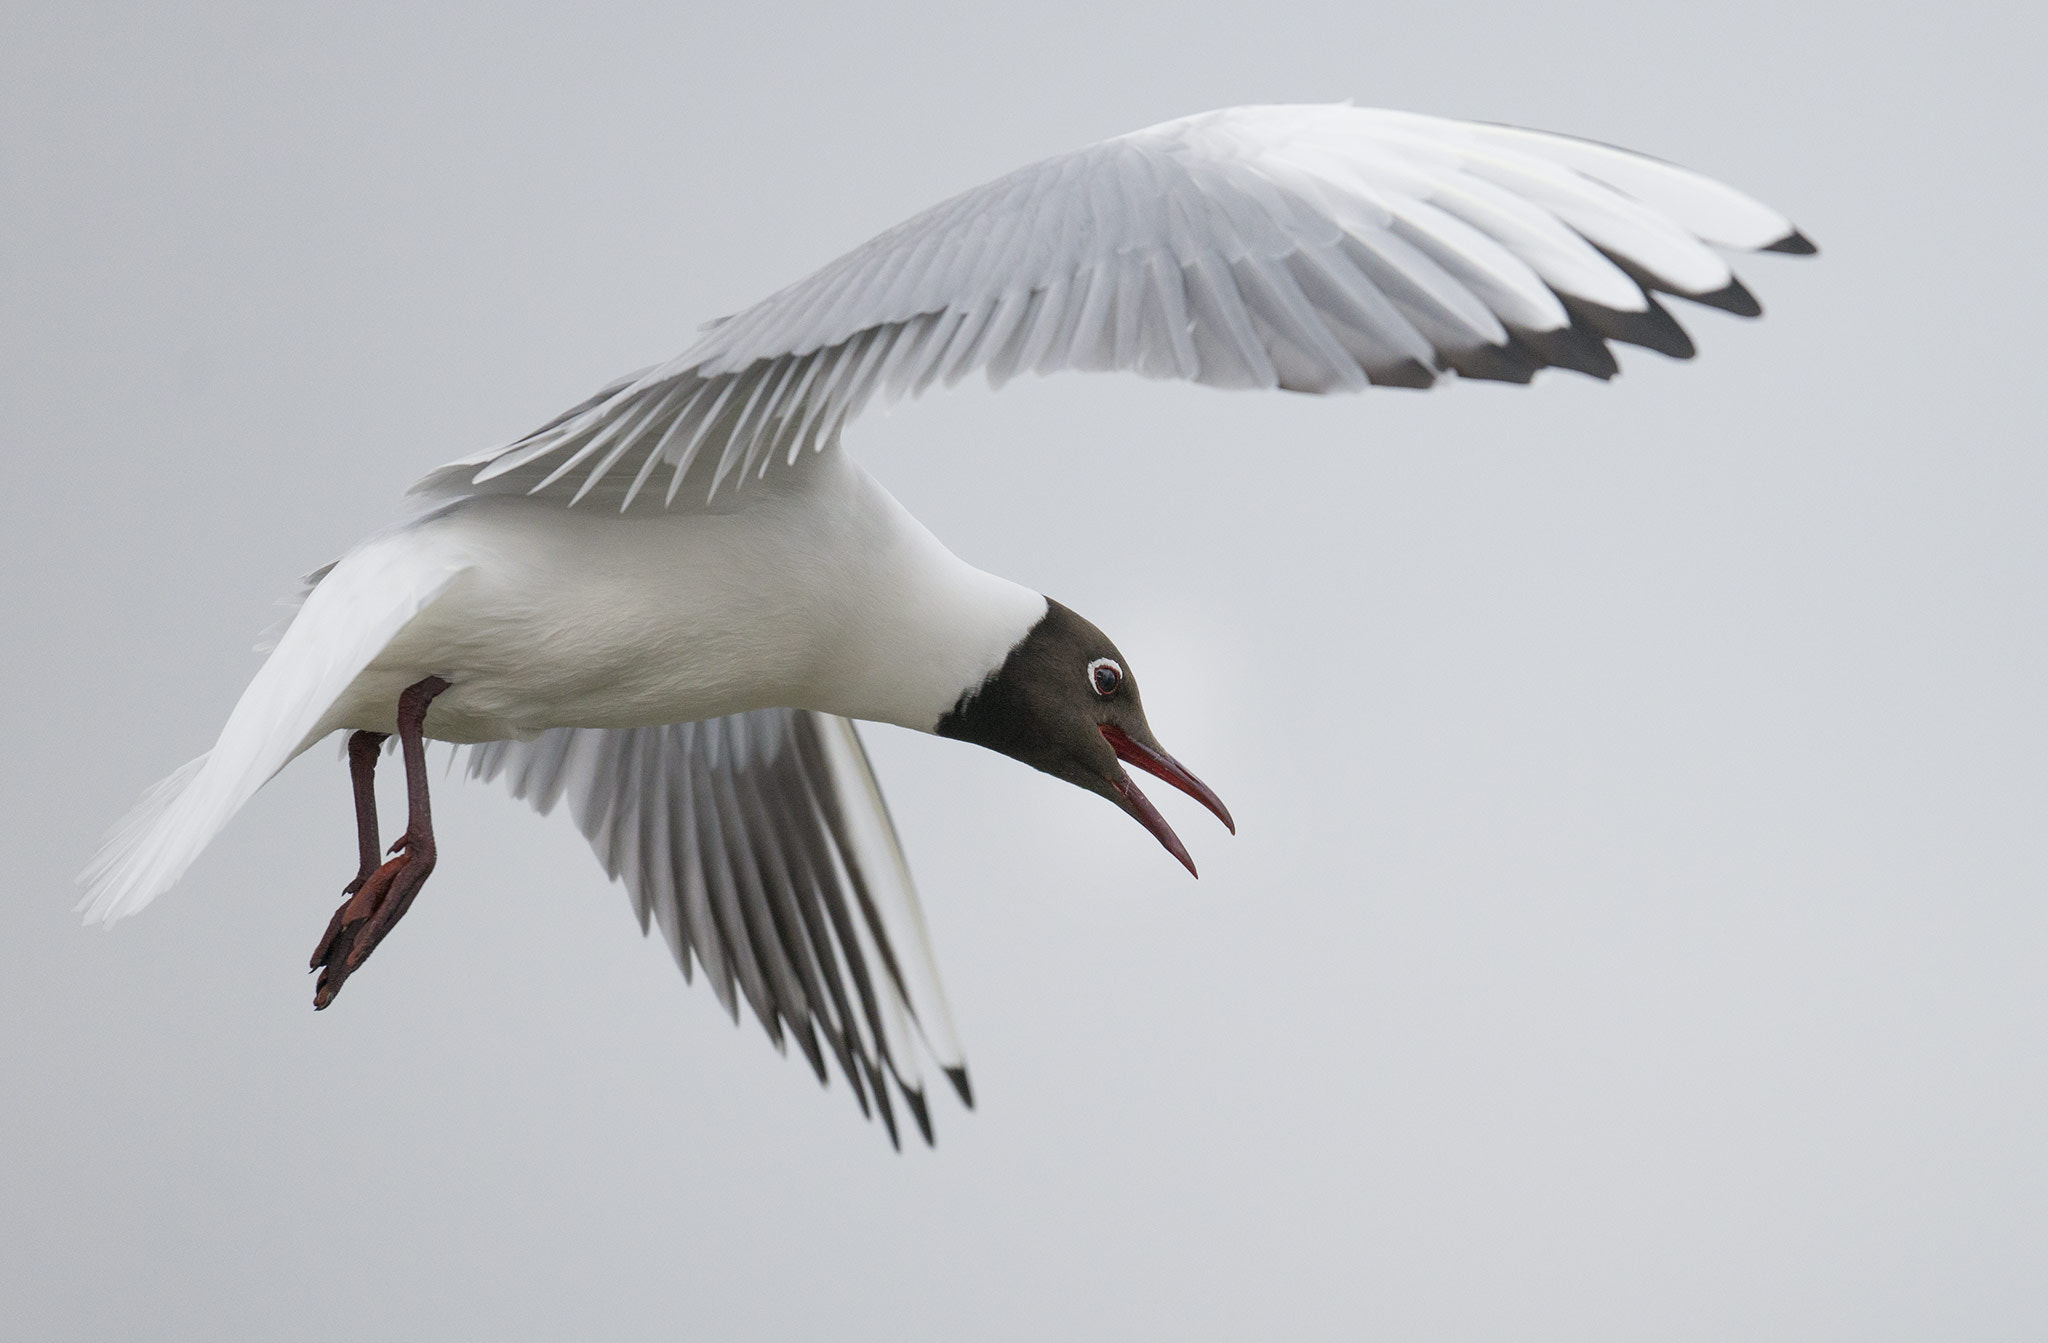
309, 731, 391, 973
344, 730, 389, 891
311, 678, 449, 1009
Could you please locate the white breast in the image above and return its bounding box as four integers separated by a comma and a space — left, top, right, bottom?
319, 449, 1046, 744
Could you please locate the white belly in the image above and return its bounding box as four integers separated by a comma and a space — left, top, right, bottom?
312, 450, 1044, 745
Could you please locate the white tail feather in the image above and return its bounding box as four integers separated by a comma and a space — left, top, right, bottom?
77, 535, 470, 925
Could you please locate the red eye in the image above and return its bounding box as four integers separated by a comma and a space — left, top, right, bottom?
1088, 657, 1122, 697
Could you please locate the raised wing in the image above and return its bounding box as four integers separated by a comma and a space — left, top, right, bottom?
466, 709, 968, 1148
415, 103, 1814, 512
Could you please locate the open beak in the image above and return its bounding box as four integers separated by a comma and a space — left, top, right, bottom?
1098, 724, 1235, 877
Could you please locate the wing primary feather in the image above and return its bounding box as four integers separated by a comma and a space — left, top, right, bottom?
1277, 246, 1422, 381
786, 723, 923, 1036
1561, 292, 1695, 359
690, 750, 783, 1044
726, 751, 856, 1087
421, 103, 1811, 512
984, 284, 1053, 388
757, 750, 881, 1112
1381, 195, 1568, 331
1681, 277, 1763, 317
674, 741, 741, 1017
1763, 230, 1819, 255
792, 719, 961, 1072
1147, 252, 1200, 379
1007, 273, 1073, 382
704, 751, 825, 1078
1453, 146, 1733, 295
468, 711, 969, 1145
900, 1084, 935, 1147
646, 776, 698, 974
868, 1057, 903, 1151
634, 730, 675, 943
1232, 255, 1366, 392
603, 728, 650, 906
1183, 251, 1277, 388
1426, 114, 1801, 249
1063, 262, 1120, 374
1421, 166, 1649, 312
1591, 243, 1765, 317
1326, 235, 1478, 360
784, 723, 908, 1079
1510, 321, 1619, 379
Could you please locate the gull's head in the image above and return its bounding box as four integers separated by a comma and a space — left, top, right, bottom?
935, 600, 1233, 875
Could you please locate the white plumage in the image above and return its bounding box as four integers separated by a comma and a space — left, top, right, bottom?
79, 103, 1812, 1144
418, 104, 1804, 513
470, 710, 968, 1139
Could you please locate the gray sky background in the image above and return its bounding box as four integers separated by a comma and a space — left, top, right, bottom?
5, 3, 2044, 1339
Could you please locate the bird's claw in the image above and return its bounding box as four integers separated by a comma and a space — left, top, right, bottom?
310, 842, 431, 1009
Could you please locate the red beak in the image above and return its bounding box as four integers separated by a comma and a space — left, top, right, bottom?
1098, 724, 1235, 877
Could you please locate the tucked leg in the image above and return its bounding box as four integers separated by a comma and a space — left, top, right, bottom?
311, 677, 450, 1008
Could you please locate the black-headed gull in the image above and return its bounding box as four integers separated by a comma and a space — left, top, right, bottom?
80, 104, 1813, 1145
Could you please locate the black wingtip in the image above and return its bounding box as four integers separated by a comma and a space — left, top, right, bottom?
794, 1023, 829, 1086
1364, 357, 1437, 390
1564, 295, 1696, 361
1442, 341, 1539, 385
869, 1063, 902, 1151
841, 1050, 873, 1121
944, 1066, 975, 1110
901, 1085, 935, 1147
1510, 324, 1619, 381
1684, 277, 1763, 318
1762, 229, 1819, 256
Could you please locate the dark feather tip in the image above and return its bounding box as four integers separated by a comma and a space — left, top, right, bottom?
1512, 322, 1618, 381
1365, 357, 1437, 390
945, 1066, 975, 1110
870, 1068, 902, 1151
1762, 230, 1819, 256
1443, 341, 1539, 385
901, 1085, 935, 1147
1684, 278, 1763, 318
1564, 295, 1696, 360
795, 1025, 829, 1085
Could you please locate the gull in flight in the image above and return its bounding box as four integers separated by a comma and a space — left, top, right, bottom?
80, 104, 1814, 1146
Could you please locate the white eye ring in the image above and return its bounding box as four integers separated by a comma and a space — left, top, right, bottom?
1087, 657, 1123, 697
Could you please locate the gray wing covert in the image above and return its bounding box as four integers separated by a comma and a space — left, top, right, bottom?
466, 709, 968, 1147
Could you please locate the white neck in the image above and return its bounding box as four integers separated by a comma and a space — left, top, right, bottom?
795, 454, 1046, 732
